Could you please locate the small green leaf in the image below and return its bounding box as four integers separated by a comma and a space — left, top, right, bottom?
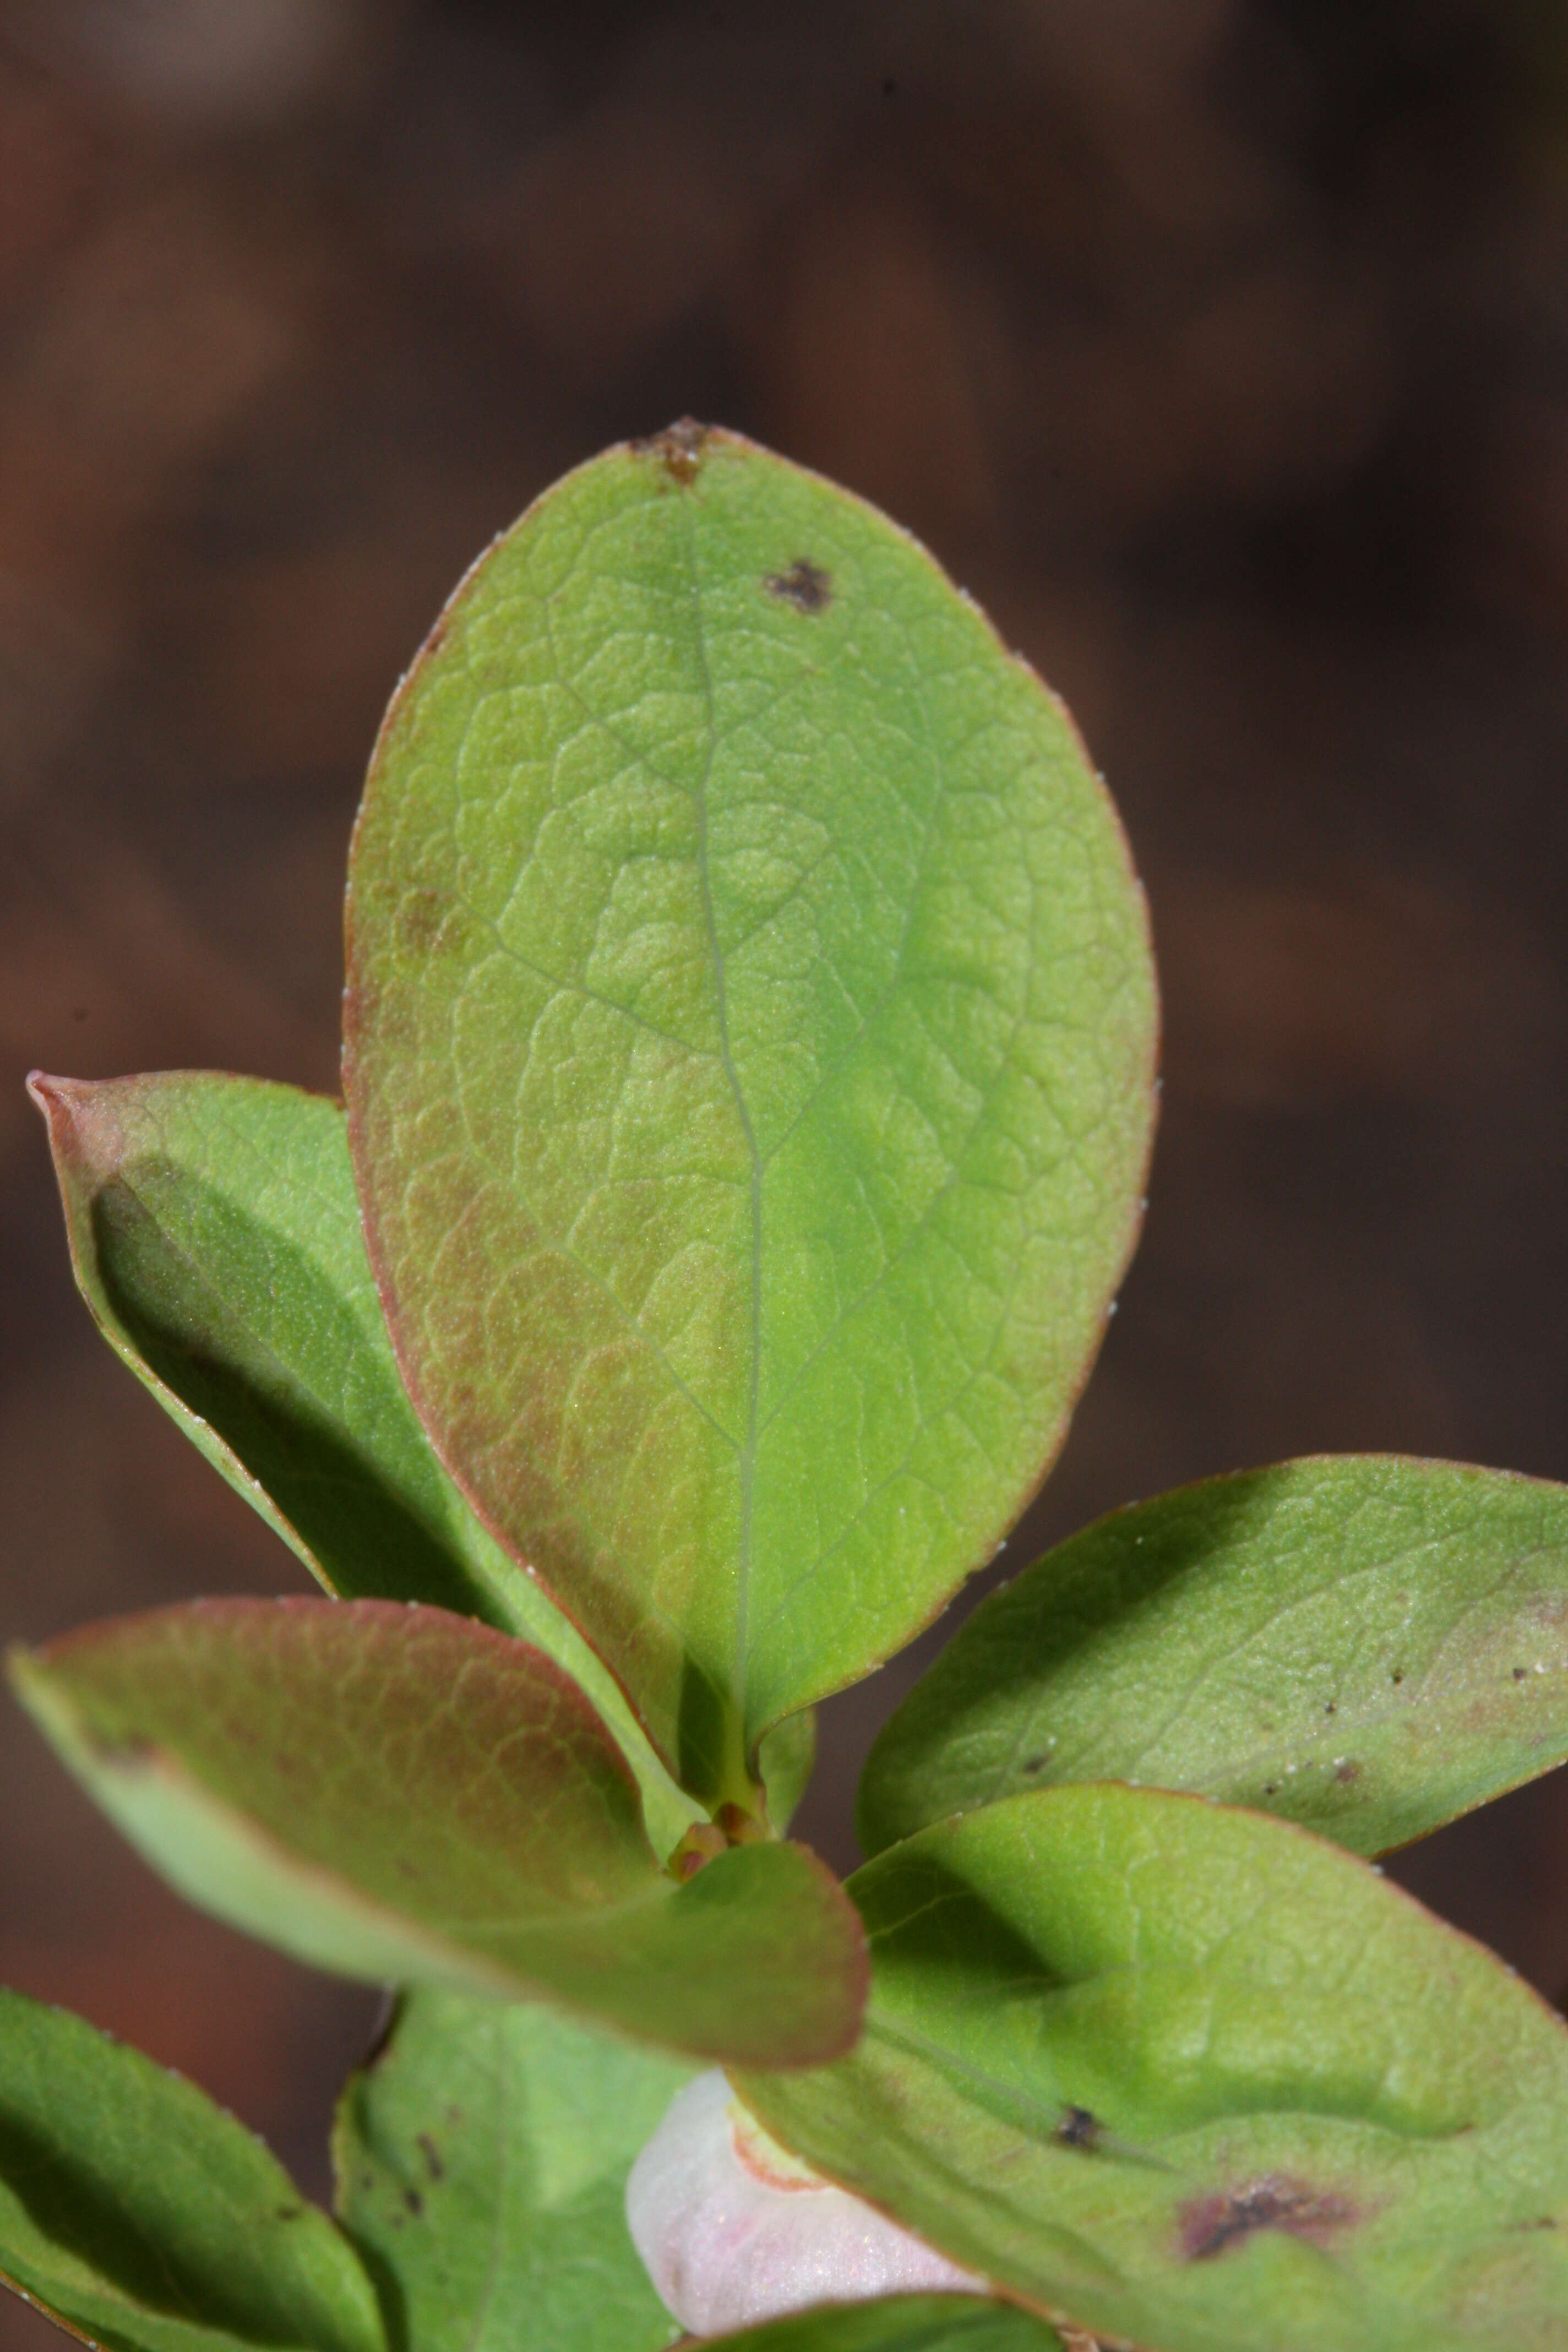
9, 1599, 866, 2069
701, 2299, 1063, 2350
29, 1070, 702, 1861
860, 1456, 1568, 1858
345, 424, 1156, 1807
740, 1785, 1568, 2352
758, 1708, 817, 1833
0, 1983, 383, 2352
334, 1989, 692, 2352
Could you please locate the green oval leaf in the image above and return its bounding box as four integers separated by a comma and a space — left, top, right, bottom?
0, 1984, 383, 2352
29, 1070, 704, 1861
701, 2299, 1063, 2350
344, 424, 1156, 1807
9, 1599, 865, 2069
334, 1989, 692, 2352
740, 1785, 1568, 2352
860, 1456, 1568, 1858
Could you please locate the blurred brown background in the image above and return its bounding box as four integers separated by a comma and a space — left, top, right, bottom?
3, 0, 1568, 2322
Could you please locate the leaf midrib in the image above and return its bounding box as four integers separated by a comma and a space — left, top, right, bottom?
679, 496, 764, 1738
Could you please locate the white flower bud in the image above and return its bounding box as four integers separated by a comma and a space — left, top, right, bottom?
625, 2068, 987, 2337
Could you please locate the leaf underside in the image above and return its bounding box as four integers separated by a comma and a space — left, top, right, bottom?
334, 1988, 692, 2352
0, 1985, 383, 2352
739, 1783, 1568, 2352
345, 424, 1157, 1805
28, 1068, 702, 1860
860, 1455, 1568, 1859
9, 1598, 865, 2069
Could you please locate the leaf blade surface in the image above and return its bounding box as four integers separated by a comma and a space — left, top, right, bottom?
334, 1989, 691, 2352
701, 2298, 1063, 2349
741, 1784, 1568, 2352
345, 426, 1157, 1803
0, 1984, 383, 2352
9, 1599, 865, 2068
860, 1455, 1568, 1856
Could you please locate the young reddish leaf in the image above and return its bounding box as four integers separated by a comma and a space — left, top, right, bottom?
335, 1989, 693, 2352
345, 426, 1156, 1809
28, 1070, 703, 1860
860, 1456, 1568, 1858
0, 1984, 384, 2352
741, 1785, 1568, 2351
9, 1599, 865, 2070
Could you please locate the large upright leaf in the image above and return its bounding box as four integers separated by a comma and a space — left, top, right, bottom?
9, 1598, 865, 2068
703, 2301, 1064, 2350
740, 1787, 1568, 2352
0, 1984, 383, 2352
860, 1456, 1568, 1858
344, 423, 1156, 1807
28, 1070, 701, 1860
334, 1989, 691, 2352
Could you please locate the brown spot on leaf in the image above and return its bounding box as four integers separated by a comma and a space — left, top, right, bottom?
765, 557, 833, 613
1324, 1700, 1337, 1714
403, 2186, 423, 2217
416, 2131, 444, 2181
1515, 1667, 1529, 1681
397, 888, 445, 961
1180, 2174, 1357, 2262
1021, 1754, 1046, 1774
635, 417, 709, 485
1055, 2105, 1101, 2150
1333, 1758, 1363, 1784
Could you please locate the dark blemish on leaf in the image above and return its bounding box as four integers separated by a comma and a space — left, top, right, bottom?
1055, 2105, 1101, 2150
275, 2205, 304, 2223
1391, 1670, 1404, 1684
416, 2132, 444, 2182
765, 558, 833, 614
403, 2187, 423, 2218
635, 418, 709, 486
1333, 1760, 1362, 1784
1263, 1784, 1278, 1796
1180, 2175, 1357, 2262
1516, 2215, 1558, 2230
398, 889, 445, 961
1021, 1754, 1046, 1774
1324, 1700, 1337, 1714
1515, 1667, 1529, 1681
